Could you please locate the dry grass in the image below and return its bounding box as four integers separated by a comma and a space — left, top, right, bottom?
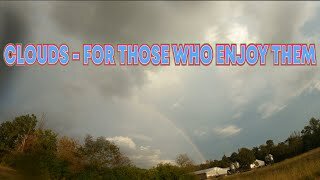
0, 165, 19, 179
1, 148, 320, 179
223, 148, 320, 180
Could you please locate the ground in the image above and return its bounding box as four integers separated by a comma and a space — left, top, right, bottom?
0, 165, 18, 179
1, 148, 320, 179
221, 148, 320, 180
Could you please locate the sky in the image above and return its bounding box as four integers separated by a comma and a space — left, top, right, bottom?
1, 1, 320, 168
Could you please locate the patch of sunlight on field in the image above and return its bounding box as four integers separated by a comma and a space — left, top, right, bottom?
223, 148, 320, 180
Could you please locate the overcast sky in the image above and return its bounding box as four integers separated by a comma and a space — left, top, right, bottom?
1, 2, 320, 168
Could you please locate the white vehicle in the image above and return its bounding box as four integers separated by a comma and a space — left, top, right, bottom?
265, 154, 274, 165
194, 167, 230, 179
250, 159, 265, 169
228, 162, 240, 174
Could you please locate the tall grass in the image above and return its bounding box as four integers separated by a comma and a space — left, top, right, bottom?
223, 148, 320, 180
0, 165, 18, 179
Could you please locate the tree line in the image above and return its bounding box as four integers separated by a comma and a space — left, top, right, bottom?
195, 117, 320, 171
0, 114, 195, 179
0, 114, 320, 179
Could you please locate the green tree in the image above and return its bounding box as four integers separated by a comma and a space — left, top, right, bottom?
146, 163, 195, 180
176, 154, 194, 168
0, 114, 37, 156
79, 135, 131, 169
301, 117, 320, 150
237, 148, 255, 169
13, 129, 61, 178
286, 132, 303, 156
220, 155, 230, 168
266, 140, 274, 150
272, 142, 290, 162
230, 152, 238, 162
57, 136, 85, 173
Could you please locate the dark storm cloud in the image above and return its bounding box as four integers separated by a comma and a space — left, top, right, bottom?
46, 2, 170, 99
0, 4, 28, 96
0, 1, 225, 100
41, 2, 219, 99
1, 1, 320, 167
50, 2, 220, 43
0, 2, 153, 101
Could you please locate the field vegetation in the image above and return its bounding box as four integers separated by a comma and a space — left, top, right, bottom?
223, 147, 320, 180
0, 114, 320, 179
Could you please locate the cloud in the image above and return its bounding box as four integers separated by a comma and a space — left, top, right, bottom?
106, 136, 174, 168
258, 103, 287, 119
194, 129, 207, 137
171, 96, 184, 110
232, 112, 243, 120
132, 134, 153, 142
130, 148, 175, 168
0, 5, 28, 96
1, 1, 320, 166
213, 125, 242, 137
140, 146, 151, 151
314, 81, 320, 91
106, 136, 136, 150
226, 23, 258, 44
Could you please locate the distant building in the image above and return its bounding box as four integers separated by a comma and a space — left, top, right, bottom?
250, 159, 265, 169
193, 167, 230, 179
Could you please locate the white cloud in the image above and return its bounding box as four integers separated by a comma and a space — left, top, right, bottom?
226, 23, 258, 44
213, 125, 242, 137
194, 129, 207, 137
106, 136, 174, 168
132, 134, 153, 142
106, 136, 136, 149
171, 97, 184, 110
312, 81, 320, 91
258, 103, 287, 119
130, 148, 175, 167
204, 26, 218, 42
140, 145, 151, 151
232, 112, 243, 120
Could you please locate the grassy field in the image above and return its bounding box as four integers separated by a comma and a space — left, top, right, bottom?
223, 148, 320, 180
1, 148, 320, 179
